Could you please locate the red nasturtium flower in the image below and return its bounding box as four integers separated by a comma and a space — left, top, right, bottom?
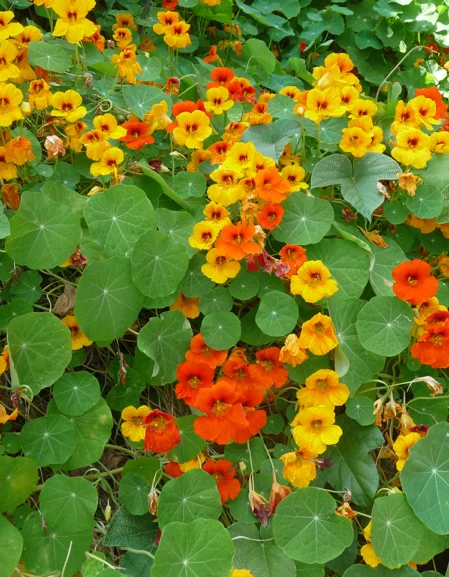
185, 333, 227, 369
249, 347, 288, 389
119, 120, 155, 150
165, 460, 183, 478
255, 167, 291, 203
279, 244, 308, 278
215, 221, 261, 260
257, 203, 284, 230
411, 311, 449, 368
193, 382, 248, 444
143, 410, 181, 453
207, 67, 234, 88
203, 459, 241, 503
231, 388, 267, 444
175, 361, 215, 406
392, 259, 439, 305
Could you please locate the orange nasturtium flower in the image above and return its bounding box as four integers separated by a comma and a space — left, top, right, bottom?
119, 120, 155, 150
28, 79, 52, 111
203, 201, 231, 229
203, 459, 241, 503
169, 293, 200, 319
111, 44, 142, 84
113, 13, 138, 30
5, 137, 35, 165
185, 333, 227, 369
248, 347, 288, 389
51, 90, 87, 122
90, 147, 124, 179
143, 409, 181, 453
0, 83, 23, 126
298, 313, 338, 356
52, 0, 97, 44
392, 259, 439, 306
411, 317, 449, 368
215, 221, 261, 261
121, 405, 151, 442
297, 369, 350, 408
279, 244, 308, 278
393, 432, 422, 471
255, 167, 291, 203
112, 27, 132, 49
257, 203, 284, 230
173, 110, 212, 149
0, 404, 17, 424
61, 315, 93, 350
2, 183, 20, 210
0, 12, 23, 41
279, 334, 309, 367
290, 260, 338, 303
292, 405, 343, 455
280, 447, 318, 488
175, 360, 215, 406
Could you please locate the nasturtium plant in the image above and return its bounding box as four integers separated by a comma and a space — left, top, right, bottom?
1, 0, 449, 576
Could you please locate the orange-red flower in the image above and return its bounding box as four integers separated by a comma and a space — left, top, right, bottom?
392, 259, 439, 306
255, 167, 291, 203
249, 347, 288, 389
185, 333, 227, 369
204, 45, 219, 63
231, 388, 266, 444
119, 120, 154, 150
143, 410, 181, 453
203, 459, 241, 503
169, 293, 200, 319
165, 460, 183, 477
411, 311, 449, 368
175, 361, 215, 406
193, 382, 248, 444
415, 87, 448, 119
257, 203, 284, 230
207, 67, 234, 88
215, 221, 261, 260
279, 244, 308, 278
5, 136, 35, 165
220, 350, 253, 393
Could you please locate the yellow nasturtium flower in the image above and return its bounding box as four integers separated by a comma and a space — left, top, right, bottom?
121, 406, 151, 442
52, 0, 97, 44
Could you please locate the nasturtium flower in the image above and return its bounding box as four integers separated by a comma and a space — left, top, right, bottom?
339, 126, 371, 157
201, 248, 241, 283
112, 27, 132, 49
390, 100, 418, 136
203, 201, 231, 229
248, 347, 288, 389
304, 88, 345, 124
51, 90, 87, 123
52, 0, 97, 44
173, 110, 212, 149
144, 100, 172, 132
189, 221, 220, 250
415, 86, 448, 119
280, 164, 308, 191
111, 44, 142, 84
61, 315, 93, 350
114, 13, 137, 30
14, 24, 42, 45
90, 147, 124, 178
207, 167, 245, 206
201, 0, 221, 5
340, 85, 360, 109
153, 10, 179, 35
175, 360, 214, 406
0, 147, 17, 179
430, 131, 449, 153
121, 405, 151, 442
143, 409, 181, 453
279, 334, 309, 367
257, 203, 284, 230
0, 41, 19, 81
393, 432, 422, 471
223, 141, 255, 175
292, 405, 343, 455
5, 137, 35, 165
255, 167, 291, 203
297, 369, 350, 408
2, 183, 20, 209
83, 24, 105, 51
406, 214, 437, 233
391, 128, 432, 169
0, 404, 17, 424
93, 113, 127, 139
298, 313, 338, 356
203, 459, 241, 503
80, 130, 111, 161
413, 298, 446, 337
392, 259, 438, 305
411, 319, 449, 368
215, 221, 261, 261
164, 21, 191, 49
65, 121, 88, 153
0, 82, 23, 126
231, 571, 255, 577
119, 120, 155, 150
185, 333, 227, 369
279, 85, 302, 101
0, 346, 9, 376
408, 95, 441, 130
204, 87, 234, 115
348, 98, 378, 119
169, 293, 200, 319
361, 543, 382, 568
279, 244, 307, 278
231, 388, 266, 444
208, 141, 231, 164
223, 120, 248, 144
280, 447, 318, 488
28, 79, 52, 111
290, 260, 338, 303
0, 12, 23, 41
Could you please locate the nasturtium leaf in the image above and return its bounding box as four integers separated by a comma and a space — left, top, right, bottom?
273, 487, 353, 563
48, 398, 113, 472
328, 296, 385, 393
123, 457, 161, 484
0, 515, 23, 577
119, 473, 150, 516
229, 523, 296, 577
401, 422, 449, 534
158, 469, 222, 528
343, 565, 420, 576
120, 552, 153, 577
106, 368, 146, 411
414, 155, 449, 225
273, 193, 334, 245
371, 493, 423, 568
155, 208, 196, 256
345, 396, 375, 426
168, 415, 206, 463
225, 437, 269, 473
0, 252, 13, 281
20, 415, 76, 467
28, 40, 72, 72
173, 171, 207, 198
405, 184, 443, 219
6, 191, 81, 269
22, 512, 93, 577
0, 300, 33, 332
408, 383, 449, 427
83, 184, 156, 259
181, 254, 214, 298
263, 414, 285, 434
240, 307, 273, 346
268, 94, 295, 119
200, 288, 233, 315
53, 371, 101, 417
104, 508, 158, 551
122, 85, 171, 119
53, 163, 81, 188
75, 256, 145, 342
241, 38, 277, 75
383, 201, 408, 224
201, 311, 241, 349
311, 153, 401, 219
10, 270, 43, 304
229, 487, 258, 524
229, 268, 260, 300
40, 475, 98, 531
136, 54, 162, 81
369, 238, 406, 296
411, 524, 449, 564
307, 239, 370, 299
152, 519, 234, 577
131, 230, 189, 298
356, 296, 414, 356
138, 311, 192, 385
41, 181, 86, 216
295, 561, 325, 577
241, 119, 300, 161
8, 312, 72, 394
0, 456, 38, 513
256, 291, 298, 337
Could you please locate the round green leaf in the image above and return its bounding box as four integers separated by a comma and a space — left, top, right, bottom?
371, 493, 423, 568
369, 238, 406, 296
40, 475, 98, 531
199, 287, 233, 315
263, 414, 285, 434
401, 422, 449, 534
229, 268, 260, 300
229, 488, 258, 524
120, 473, 150, 516
6, 191, 81, 269
0, 514, 23, 577
273, 194, 334, 245
84, 184, 156, 259
20, 415, 76, 466
173, 171, 206, 199
0, 300, 33, 332
123, 457, 161, 484
0, 456, 38, 513
10, 270, 43, 304
383, 201, 408, 224
356, 296, 413, 356
8, 312, 72, 394
53, 371, 101, 417
122, 85, 171, 119
181, 254, 214, 298
240, 308, 272, 346
168, 415, 206, 463
345, 396, 375, 426
152, 519, 234, 577
155, 208, 196, 256
28, 40, 72, 72
158, 469, 222, 529
201, 311, 241, 349
273, 487, 353, 564
256, 291, 298, 337
75, 256, 145, 342
405, 184, 443, 218
131, 230, 189, 298
136, 55, 162, 81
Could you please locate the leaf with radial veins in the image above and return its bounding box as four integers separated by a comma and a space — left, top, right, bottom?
0, 515, 23, 577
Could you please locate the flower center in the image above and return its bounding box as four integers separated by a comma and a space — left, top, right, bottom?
213, 400, 228, 416
316, 379, 329, 391
314, 322, 324, 334
212, 472, 223, 481
147, 416, 167, 432
260, 360, 273, 372
407, 275, 418, 286
431, 334, 444, 346
188, 376, 201, 389
310, 419, 323, 431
